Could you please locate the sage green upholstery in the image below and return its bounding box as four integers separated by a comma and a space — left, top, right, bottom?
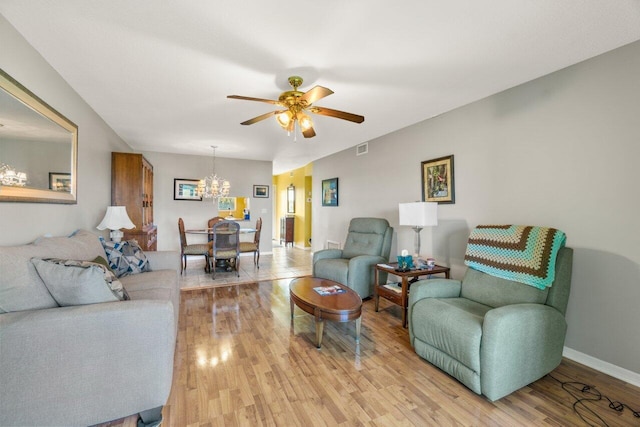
408, 246, 573, 401
313, 218, 393, 298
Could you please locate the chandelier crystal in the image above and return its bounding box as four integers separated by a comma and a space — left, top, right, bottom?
0, 162, 28, 187
197, 146, 230, 201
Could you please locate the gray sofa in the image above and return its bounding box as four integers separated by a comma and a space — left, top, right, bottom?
0, 229, 180, 426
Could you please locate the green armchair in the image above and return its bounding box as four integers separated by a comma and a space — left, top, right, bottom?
408, 247, 573, 401
313, 218, 393, 298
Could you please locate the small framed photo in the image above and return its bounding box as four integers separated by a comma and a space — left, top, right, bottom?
322, 177, 339, 207
218, 197, 236, 211
49, 172, 71, 192
253, 184, 269, 198
421, 155, 455, 204
174, 178, 202, 201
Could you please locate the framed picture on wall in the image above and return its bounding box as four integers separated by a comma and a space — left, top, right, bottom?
218, 197, 236, 211
321, 177, 339, 207
174, 178, 202, 201
421, 155, 455, 204
253, 184, 269, 198
49, 172, 71, 192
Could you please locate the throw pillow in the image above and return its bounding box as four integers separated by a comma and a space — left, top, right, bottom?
99, 237, 151, 278
31, 258, 129, 306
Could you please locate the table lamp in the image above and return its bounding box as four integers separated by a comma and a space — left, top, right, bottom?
97, 206, 135, 242
399, 201, 438, 257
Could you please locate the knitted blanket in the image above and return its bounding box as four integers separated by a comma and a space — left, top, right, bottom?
464, 225, 566, 290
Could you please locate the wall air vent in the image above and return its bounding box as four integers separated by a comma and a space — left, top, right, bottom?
326, 240, 341, 249
356, 142, 368, 156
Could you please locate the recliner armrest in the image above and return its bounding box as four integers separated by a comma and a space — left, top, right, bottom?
481, 303, 567, 401
312, 248, 343, 263
409, 279, 462, 305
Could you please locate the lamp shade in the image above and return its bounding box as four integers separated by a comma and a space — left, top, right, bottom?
97, 206, 135, 231
399, 202, 438, 227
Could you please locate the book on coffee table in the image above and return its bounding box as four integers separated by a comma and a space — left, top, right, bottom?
314, 285, 346, 295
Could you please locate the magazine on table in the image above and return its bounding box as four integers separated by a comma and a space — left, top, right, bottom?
313, 285, 346, 295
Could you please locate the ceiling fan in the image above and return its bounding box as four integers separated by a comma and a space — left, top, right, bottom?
227, 76, 364, 138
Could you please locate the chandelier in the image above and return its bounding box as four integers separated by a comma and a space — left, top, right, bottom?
0, 163, 28, 187
198, 146, 230, 201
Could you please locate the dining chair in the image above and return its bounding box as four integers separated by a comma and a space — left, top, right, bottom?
211, 220, 240, 278
239, 217, 262, 267
178, 217, 210, 274
207, 216, 225, 265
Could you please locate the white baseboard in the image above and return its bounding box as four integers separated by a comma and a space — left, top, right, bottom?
563, 346, 640, 388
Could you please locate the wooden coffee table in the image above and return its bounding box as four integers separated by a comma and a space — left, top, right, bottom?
289, 277, 362, 349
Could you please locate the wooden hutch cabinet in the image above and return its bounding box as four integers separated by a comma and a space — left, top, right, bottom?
280, 216, 294, 247
111, 152, 157, 250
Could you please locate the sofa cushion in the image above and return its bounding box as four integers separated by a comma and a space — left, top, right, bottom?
100, 238, 151, 278
341, 218, 389, 258
460, 268, 548, 308
32, 258, 128, 306
121, 270, 180, 328
411, 297, 491, 374
0, 229, 107, 313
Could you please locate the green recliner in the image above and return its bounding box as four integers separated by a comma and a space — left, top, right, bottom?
408, 247, 573, 401
313, 218, 393, 298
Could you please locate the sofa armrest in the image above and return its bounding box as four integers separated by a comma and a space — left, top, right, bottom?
480, 304, 567, 401
312, 248, 343, 264
0, 300, 176, 427
146, 250, 180, 272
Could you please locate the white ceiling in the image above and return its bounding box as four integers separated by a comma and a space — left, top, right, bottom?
2, 1, 639, 174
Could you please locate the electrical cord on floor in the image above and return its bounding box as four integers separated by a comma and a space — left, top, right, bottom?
547, 373, 640, 426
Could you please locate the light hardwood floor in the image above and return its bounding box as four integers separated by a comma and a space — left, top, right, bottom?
99, 247, 640, 426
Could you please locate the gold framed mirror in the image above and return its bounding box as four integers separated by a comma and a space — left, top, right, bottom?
0, 69, 78, 204
287, 185, 295, 213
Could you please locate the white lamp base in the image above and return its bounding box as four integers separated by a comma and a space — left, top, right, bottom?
110, 229, 124, 242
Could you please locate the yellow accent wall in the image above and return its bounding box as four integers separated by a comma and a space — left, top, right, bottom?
274, 163, 312, 247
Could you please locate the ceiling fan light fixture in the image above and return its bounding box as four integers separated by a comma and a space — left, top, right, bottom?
228, 75, 364, 139
298, 113, 313, 131
276, 110, 292, 128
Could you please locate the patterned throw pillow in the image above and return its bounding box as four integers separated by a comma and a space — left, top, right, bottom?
99, 237, 151, 278
31, 258, 129, 306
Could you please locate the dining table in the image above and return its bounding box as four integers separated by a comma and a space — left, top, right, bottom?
184, 227, 256, 273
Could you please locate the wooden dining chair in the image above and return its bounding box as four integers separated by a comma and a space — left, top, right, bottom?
178, 217, 210, 274
211, 220, 240, 278
239, 217, 262, 268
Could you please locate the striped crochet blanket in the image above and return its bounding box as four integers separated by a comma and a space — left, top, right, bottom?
464, 225, 566, 290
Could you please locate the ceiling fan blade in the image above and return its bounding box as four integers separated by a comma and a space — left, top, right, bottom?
309, 106, 365, 123
302, 125, 316, 138
300, 86, 334, 105
240, 110, 283, 125
228, 95, 283, 106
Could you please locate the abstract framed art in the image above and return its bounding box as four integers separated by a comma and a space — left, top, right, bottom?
321, 177, 339, 207
421, 155, 455, 204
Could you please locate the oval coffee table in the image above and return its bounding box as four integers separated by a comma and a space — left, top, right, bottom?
289, 277, 362, 349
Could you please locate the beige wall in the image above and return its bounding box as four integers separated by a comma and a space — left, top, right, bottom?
313, 40, 640, 378
0, 15, 131, 245
141, 151, 273, 254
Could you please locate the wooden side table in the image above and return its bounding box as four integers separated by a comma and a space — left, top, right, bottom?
374, 263, 451, 328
